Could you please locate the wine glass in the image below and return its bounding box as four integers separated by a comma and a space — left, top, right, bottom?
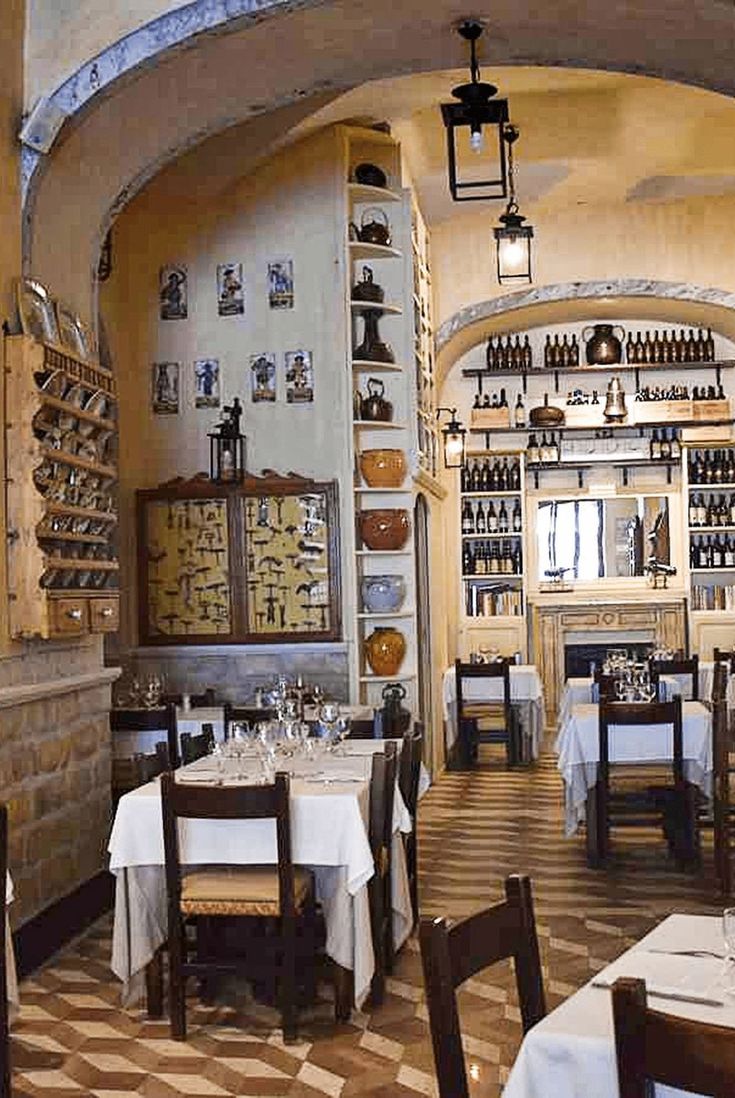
334, 717, 351, 755
723, 908, 735, 993
319, 702, 341, 751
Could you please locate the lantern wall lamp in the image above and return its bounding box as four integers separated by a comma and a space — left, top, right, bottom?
436, 406, 467, 469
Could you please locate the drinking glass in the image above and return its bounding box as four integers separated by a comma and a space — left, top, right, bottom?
724, 908, 735, 993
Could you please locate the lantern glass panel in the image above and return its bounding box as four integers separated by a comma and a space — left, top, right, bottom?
494, 224, 533, 285
441, 99, 509, 202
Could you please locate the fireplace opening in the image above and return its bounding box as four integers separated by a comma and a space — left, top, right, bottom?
564, 641, 653, 679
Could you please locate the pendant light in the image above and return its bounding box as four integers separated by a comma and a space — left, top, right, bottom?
437, 407, 466, 469
493, 125, 534, 285
440, 20, 511, 202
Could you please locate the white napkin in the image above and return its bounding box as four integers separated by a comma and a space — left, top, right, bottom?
592, 951, 725, 1007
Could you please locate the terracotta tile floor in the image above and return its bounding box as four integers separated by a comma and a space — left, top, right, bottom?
10, 747, 723, 1096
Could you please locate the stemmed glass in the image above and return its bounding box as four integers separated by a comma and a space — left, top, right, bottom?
723, 908, 735, 994
318, 702, 341, 751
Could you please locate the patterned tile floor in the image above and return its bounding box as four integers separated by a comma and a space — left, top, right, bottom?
10, 746, 723, 1097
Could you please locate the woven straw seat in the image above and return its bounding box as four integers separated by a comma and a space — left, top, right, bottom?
180, 865, 312, 916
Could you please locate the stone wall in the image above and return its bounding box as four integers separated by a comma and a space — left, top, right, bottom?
0, 638, 117, 926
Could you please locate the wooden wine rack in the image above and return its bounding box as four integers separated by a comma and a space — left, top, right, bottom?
4, 334, 120, 639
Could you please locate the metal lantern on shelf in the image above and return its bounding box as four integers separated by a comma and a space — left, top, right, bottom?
437, 406, 466, 469
440, 20, 511, 203
493, 125, 534, 285
208, 397, 246, 483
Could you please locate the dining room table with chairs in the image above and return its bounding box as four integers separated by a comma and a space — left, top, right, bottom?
107, 712, 420, 1034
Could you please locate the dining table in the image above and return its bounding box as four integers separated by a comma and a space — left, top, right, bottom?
503, 912, 730, 1098
555, 700, 712, 838
108, 739, 414, 1013
441, 663, 545, 763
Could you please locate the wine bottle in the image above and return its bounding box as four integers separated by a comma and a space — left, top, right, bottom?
650, 429, 661, 460
512, 499, 522, 532
461, 498, 474, 535
527, 433, 540, 465
514, 392, 526, 428
522, 335, 533, 370
498, 500, 509, 534
487, 500, 498, 533
475, 501, 486, 534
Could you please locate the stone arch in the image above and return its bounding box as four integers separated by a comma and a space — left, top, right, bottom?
436, 280, 735, 387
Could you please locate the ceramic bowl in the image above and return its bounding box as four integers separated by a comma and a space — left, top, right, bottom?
359, 449, 406, 488
361, 574, 406, 613
358, 508, 410, 551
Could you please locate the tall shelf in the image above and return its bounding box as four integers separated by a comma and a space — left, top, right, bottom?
340, 126, 419, 708
411, 199, 439, 479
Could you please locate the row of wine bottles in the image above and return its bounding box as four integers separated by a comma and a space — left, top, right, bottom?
486, 334, 533, 371
461, 456, 521, 493
527, 433, 560, 465
688, 449, 735, 485
625, 328, 715, 365
462, 540, 522, 576
472, 388, 527, 426
650, 429, 682, 460
688, 494, 735, 528
689, 535, 735, 569
462, 498, 523, 535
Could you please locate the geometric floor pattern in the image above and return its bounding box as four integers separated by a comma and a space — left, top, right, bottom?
10, 745, 723, 1097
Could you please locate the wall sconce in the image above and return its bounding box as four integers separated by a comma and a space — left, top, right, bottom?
440, 19, 511, 202
437, 406, 466, 469
493, 125, 534, 285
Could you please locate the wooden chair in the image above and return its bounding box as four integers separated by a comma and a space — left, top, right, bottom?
711, 664, 735, 895
586, 697, 696, 867
419, 874, 545, 1098
0, 803, 9, 1098
455, 659, 520, 769
180, 724, 215, 765
612, 975, 735, 1098
347, 717, 377, 739
368, 741, 397, 1005
592, 668, 619, 702
714, 647, 735, 675
161, 771, 317, 1042
651, 655, 699, 701
399, 723, 423, 925
110, 704, 179, 768
223, 702, 277, 739
112, 744, 169, 807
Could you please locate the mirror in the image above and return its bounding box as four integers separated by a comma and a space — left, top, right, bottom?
536, 496, 670, 581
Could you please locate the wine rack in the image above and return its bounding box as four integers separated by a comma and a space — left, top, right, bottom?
460, 453, 525, 619
5, 334, 119, 639
687, 445, 735, 615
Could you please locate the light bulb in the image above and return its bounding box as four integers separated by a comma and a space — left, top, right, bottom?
470, 125, 483, 153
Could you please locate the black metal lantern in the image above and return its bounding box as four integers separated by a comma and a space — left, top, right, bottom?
493, 126, 534, 285
440, 20, 510, 202
437, 406, 466, 469
208, 397, 246, 483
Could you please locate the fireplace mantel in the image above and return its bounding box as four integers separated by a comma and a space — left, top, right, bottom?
531, 599, 686, 722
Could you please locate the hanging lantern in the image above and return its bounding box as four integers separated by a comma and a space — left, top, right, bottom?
208, 397, 246, 483
440, 20, 511, 202
493, 126, 534, 285
437, 406, 466, 469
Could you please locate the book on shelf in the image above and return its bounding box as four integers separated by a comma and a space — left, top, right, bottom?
465, 583, 523, 618
691, 583, 735, 611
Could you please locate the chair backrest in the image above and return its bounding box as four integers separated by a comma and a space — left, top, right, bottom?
650, 656, 699, 701
349, 716, 378, 739
455, 658, 511, 719
612, 976, 735, 1098
112, 744, 168, 795
598, 698, 684, 787
592, 668, 619, 701
420, 874, 546, 1098
369, 742, 397, 877
110, 703, 179, 768
0, 801, 8, 1097
160, 770, 297, 916
180, 723, 215, 765
714, 648, 735, 675
399, 723, 423, 818
222, 702, 277, 739
712, 659, 729, 704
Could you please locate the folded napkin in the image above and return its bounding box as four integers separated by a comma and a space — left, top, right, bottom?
592, 951, 725, 1007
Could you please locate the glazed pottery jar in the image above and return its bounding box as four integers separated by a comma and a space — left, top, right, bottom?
359, 509, 410, 550
364, 627, 406, 676
361, 574, 406, 613
359, 449, 407, 488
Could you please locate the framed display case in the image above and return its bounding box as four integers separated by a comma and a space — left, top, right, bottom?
137, 471, 341, 644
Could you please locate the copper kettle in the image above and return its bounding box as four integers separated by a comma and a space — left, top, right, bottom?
349, 207, 392, 247
360, 377, 393, 422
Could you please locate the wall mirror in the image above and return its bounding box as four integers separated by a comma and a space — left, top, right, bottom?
536, 495, 670, 582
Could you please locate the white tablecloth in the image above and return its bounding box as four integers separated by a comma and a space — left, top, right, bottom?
6, 873, 17, 1019
108, 751, 413, 1008
504, 913, 729, 1098
555, 701, 712, 837
442, 665, 545, 757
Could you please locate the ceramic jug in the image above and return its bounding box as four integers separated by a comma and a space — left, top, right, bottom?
583, 324, 625, 366
364, 627, 406, 676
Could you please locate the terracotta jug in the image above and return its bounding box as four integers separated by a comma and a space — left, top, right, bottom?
364, 627, 406, 676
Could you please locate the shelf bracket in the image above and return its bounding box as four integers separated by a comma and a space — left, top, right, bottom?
716, 365, 722, 389
477, 376, 484, 397
622, 466, 629, 488
634, 367, 640, 392
533, 469, 539, 490
667, 464, 673, 486
577, 469, 585, 490
485, 431, 491, 451
554, 370, 560, 395
522, 373, 527, 396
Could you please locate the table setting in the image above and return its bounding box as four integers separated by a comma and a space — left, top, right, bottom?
502, 910, 735, 1098
108, 708, 414, 1011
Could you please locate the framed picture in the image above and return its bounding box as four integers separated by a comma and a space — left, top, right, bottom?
159, 264, 188, 320
217, 263, 244, 316
194, 358, 220, 408
285, 349, 314, 404
151, 362, 180, 415
250, 352, 276, 403
137, 471, 341, 645
241, 474, 341, 641
17, 279, 60, 346
268, 258, 294, 309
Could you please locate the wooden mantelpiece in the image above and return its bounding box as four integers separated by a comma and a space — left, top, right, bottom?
531, 598, 686, 722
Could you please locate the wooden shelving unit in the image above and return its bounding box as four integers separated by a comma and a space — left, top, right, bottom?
4, 334, 120, 639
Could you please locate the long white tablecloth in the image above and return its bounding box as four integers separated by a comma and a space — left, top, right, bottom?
6, 873, 17, 1019
442, 664, 545, 757
504, 913, 728, 1098
555, 701, 712, 837
562, 663, 735, 726
108, 747, 413, 1009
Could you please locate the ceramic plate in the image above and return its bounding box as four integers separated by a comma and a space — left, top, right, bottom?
54, 299, 87, 359
17, 278, 60, 345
